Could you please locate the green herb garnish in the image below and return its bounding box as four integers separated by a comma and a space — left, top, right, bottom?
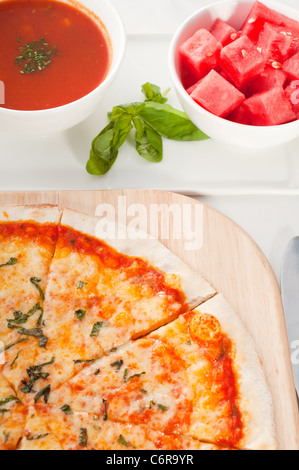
19, 357, 54, 395
110, 359, 123, 372
123, 369, 145, 383
15, 38, 59, 74
30, 277, 45, 300
79, 428, 88, 447
60, 404, 73, 415
149, 401, 168, 412
0, 257, 17, 268
0, 396, 20, 407
77, 281, 88, 290
102, 399, 108, 421
86, 82, 208, 175
8, 326, 48, 348
75, 309, 86, 321
73, 358, 96, 365
0, 338, 27, 354
6, 302, 43, 327
10, 351, 22, 370
27, 433, 50, 441
118, 434, 130, 447
90, 321, 104, 337
34, 384, 51, 404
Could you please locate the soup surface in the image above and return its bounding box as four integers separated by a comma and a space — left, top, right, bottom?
0, 0, 111, 110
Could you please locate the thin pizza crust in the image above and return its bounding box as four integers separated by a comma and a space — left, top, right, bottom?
194, 294, 277, 450
60, 208, 216, 308
0, 204, 61, 224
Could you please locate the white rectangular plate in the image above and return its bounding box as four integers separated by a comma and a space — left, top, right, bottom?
0, 33, 299, 195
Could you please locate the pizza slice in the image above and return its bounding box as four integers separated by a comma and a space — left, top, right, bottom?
0, 372, 26, 450
48, 294, 276, 450
18, 404, 226, 450
0, 205, 61, 400
30, 209, 215, 394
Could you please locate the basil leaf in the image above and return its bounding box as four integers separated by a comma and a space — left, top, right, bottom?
73, 359, 95, 364
133, 117, 163, 163
79, 428, 88, 447
90, 321, 104, 337
34, 384, 51, 404
118, 434, 130, 447
86, 124, 117, 176
110, 359, 123, 373
123, 370, 146, 383
75, 309, 86, 321
0, 396, 20, 407
60, 404, 73, 415
149, 401, 168, 411
77, 281, 88, 289
86, 82, 208, 176
102, 399, 108, 421
27, 433, 50, 441
87, 114, 133, 176
109, 103, 144, 121
0, 257, 18, 268
19, 357, 54, 394
7, 303, 43, 326
30, 277, 45, 300
10, 326, 48, 349
141, 82, 168, 104
138, 101, 209, 141
0, 338, 27, 354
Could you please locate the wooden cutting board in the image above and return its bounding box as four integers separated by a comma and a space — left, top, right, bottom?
0, 189, 298, 450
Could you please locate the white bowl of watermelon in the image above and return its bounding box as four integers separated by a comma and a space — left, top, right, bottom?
169, 0, 299, 149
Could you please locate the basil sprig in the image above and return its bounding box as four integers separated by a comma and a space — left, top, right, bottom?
86, 83, 208, 175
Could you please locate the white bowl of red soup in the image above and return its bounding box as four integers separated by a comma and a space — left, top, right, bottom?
0, 0, 126, 135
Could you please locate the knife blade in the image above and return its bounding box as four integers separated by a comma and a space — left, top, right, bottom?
281, 237, 299, 396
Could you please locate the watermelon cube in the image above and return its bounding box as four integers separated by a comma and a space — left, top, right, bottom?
285, 81, 299, 118
190, 69, 245, 118
257, 22, 299, 63
219, 35, 266, 88
227, 104, 252, 125
241, 1, 299, 43
210, 18, 239, 46
186, 79, 202, 95
242, 86, 296, 126
179, 29, 222, 80
246, 65, 287, 96
241, 1, 281, 42
283, 52, 299, 80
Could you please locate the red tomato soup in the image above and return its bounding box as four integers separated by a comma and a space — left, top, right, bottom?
0, 0, 111, 110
